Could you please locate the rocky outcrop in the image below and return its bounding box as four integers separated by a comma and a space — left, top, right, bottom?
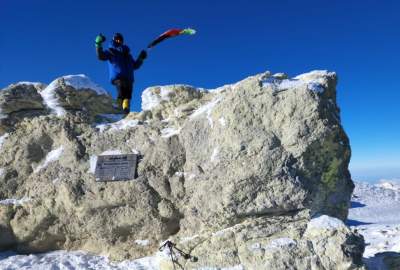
0, 75, 120, 135
0, 71, 364, 269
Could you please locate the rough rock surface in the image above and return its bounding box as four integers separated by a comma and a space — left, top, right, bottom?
0, 71, 364, 269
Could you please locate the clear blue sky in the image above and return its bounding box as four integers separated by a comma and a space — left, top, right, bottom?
1, 0, 399, 182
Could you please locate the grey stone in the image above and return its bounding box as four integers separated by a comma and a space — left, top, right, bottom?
0, 70, 364, 269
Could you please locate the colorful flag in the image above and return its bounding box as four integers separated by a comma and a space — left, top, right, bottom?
147, 28, 196, 49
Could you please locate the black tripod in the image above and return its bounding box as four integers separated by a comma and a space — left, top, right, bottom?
159, 240, 198, 270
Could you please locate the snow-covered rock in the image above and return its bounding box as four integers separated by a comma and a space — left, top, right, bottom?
0, 74, 121, 136
39, 74, 119, 118
34, 146, 64, 173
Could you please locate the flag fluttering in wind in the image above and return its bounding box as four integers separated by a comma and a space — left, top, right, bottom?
147, 28, 196, 49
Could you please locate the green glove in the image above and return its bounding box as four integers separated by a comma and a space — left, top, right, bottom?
95, 34, 106, 48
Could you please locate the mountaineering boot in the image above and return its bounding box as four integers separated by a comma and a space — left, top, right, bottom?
122, 99, 130, 114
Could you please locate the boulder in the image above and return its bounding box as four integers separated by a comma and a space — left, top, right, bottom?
39, 74, 122, 118
0, 82, 47, 134
0, 70, 364, 269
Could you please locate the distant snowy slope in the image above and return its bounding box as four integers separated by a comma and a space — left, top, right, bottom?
348, 180, 400, 269
350, 181, 400, 225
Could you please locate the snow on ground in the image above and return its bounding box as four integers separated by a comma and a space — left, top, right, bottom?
34, 146, 64, 173
174, 171, 196, 180
262, 70, 332, 93
0, 168, 4, 178
308, 214, 346, 230
0, 133, 9, 149
2, 181, 399, 269
40, 83, 67, 116
134, 240, 150, 246
0, 250, 159, 270
160, 127, 181, 138
348, 180, 400, 269
0, 197, 30, 206
210, 147, 219, 163
189, 97, 223, 127
96, 119, 140, 133
218, 117, 226, 127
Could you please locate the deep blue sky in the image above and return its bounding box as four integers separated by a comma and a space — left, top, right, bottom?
1, 0, 399, 182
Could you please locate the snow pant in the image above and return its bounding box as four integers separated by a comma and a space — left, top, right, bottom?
113, 79, 133, 100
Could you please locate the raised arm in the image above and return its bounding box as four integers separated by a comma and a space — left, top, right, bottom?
133, 50, 147, 70
95, 34, 110, 61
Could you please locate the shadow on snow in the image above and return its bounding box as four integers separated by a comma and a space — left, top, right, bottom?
350, 201, 367, 209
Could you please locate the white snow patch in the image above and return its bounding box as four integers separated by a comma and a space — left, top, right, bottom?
0, 133, 9, 149
62, 74, 108, 95
262, 78, 325, 93
209, 80, 240, 93
52, 178, 60, 184
264, 237, 297, 250
100, 150, 124, 155
262, 70, 333, 93
141, 86, 174, 111
175, 171, 185, 177
34, 146, 64, 173
89, 155, 98, 174
180, 235, 199, 243
0, 197, 30, 206
174, 171, 196, 180
218, 117, 226, 127
0, 168, 4, 178
40, 81, 67, 117
294, 70, 334, 81
190, 97, 222, 127
210, 147, 219, 163
131, 149, 140, 155
161, 117, 171, 123
308, 215, 345, 230
134, 239, 150, 246
212, 225, 240, 237
0, 250, 160, 270
15, 81, 42, 86
96, 119, 140, 133
161, 127, 181, 138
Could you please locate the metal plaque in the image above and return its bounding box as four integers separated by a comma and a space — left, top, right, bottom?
95, 154, 138, 182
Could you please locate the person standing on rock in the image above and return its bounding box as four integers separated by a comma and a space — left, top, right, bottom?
95, 33, 147, 114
